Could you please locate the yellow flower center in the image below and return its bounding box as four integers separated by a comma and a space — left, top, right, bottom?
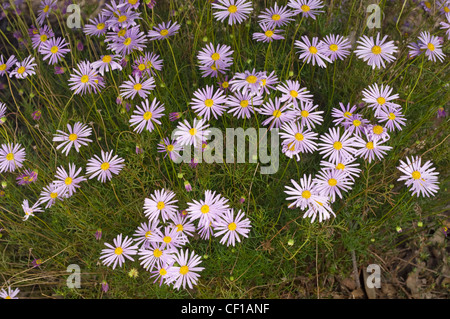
118, 15, 127, 23
309, 46, 318, 54
123, 37, 132, 46
333, 141, 343, 150
228, 5, 237, 13
272, 110, 282, 118
146, 61, 153, 69
115, 247, 123, 255
246, 75, 258, 84
329, 44, 338, 52
204, 99, 214, 107
371, 45, 382, 54
129, 0, 138, 4
6, 153, 14, 161
328, 178, 337, 186
189, 128, 197, 136
222, 81, 229, 88
50, 192, 58, 199
80, 75, 89, 83
0, 64, 6, 71
138, 63, 146, 71
211, 53, 220, 61
344, 111, 352, 118
43, 5, 50, 13
153, 248, 163, 258
143, 111, 153, 120
5, 296, 11, 299
425, 1, 431, 9
228, 222, 237, 231
366, 141, 374, 150
295, 133, 304, 141
159, 268, 167, 276
176, 224, 184, 232
301, 110, 309, 118
336, 163, 345, 170
388, 113, 396, 120
377, 97, 386, 105
40, 34, 48, 42
67, 133, 78, 142
302, 190, 311, 199
134, 83, 142, 91
201, 204, 210, 214
288, 142, 295, 151
290, 90, 298, 98
163, 236, 172, 243
117, 29, 126, 37
261, 79, 267, 86
240, 100, 249, 108
445, 6, 450, 13
17, 66, 26, 74
373, 125, 384, 135
427, 43, 435, 51
101, 162, 110, 171
145, 231, 152, 238
353, 119, 361, 127
160, 29, 169, 36
50, 46, 59, 54
301, 5, 311, 12
265, 30, 274, 37
102, 55, 112, 63
65, 177, 73, 185
180, 265, 189, 275
156, 201, 165, 210
272, 14, 281, 21
166, 144, 174, 152
97, 23, 105, 30
412, 171, 421, 180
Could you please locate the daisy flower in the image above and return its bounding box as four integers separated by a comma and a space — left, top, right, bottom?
0, 287, 20, 299
9, 56, 37, 79
296, 100, 324, 129
149, 226, 187, 250
68, 61, 105, 95
83, 15, 109, 37
133, 52, 163, 77
0, 143, 26, 173
212, 0, 253, 25
280, 121, 318, 154
16, 169, 38, 186
39, 37, 70, 65
133, 219, 160, 249
138, 242, 176, 271
190, 85, 228, 120
86, 150, 125, 183
320, 156, 361, 182
22, 199, 43, 221
331, 102, 358, 126
314, 169, 353, 202
259, 97, 296, 130
277, 80, 313, 109
288, 0, 324, 19
0, 55, 17, 77
157, 137, 182, 162
353, 132, 392, 163
122, 0, 141, 10
258, 71, 279, 95
53, 163, 86, 197
106, 7, 141, 30
39, 182, 67, 209
197, 223, 215, 240
129, 97, 165, 133
31, 25, 54, 50
36, 0, 57, 26
284, 175, 329, 210
170, 213, 196, 239
199, 61, 230, 78
397, 156, 439, 197
258, 2, 295, 28
214, 209, 251, 246
377, 106, 407, 132
148, 20, 180, 41
151, 263, 174, 286
101, 0, 126, 21
226, 91, 263, 119
197, 43, 233, 70
173, 119, 211, 148
108, 26, 147, 56
341, 114, 370, 136
91, 54, 123, 75
295, 35, 331, 68
53, 122, 93, 156
437, 0, 450, 14
169, 249, 204, 290
362, 83, 401, 117
186, 190, 230, 228
354, 33, 398, 69
100, 234, 138, 270
317, 127, 357, 164
366, 123, 390, 142
320, 34, 351, 61
407, 40, 424, 59
120, 74, 155, 100
252, 23, 285, 43
229, 69, 266, 95
417, 31, 446, 62
143, 189, 179, 222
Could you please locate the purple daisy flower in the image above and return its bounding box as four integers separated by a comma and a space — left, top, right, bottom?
53, 163, 86, 197
229, 69, 266, 95
100, 234, 138, 270
280, 121, 318, 155
440, 13, 450, 40
314, 169, 354, 203
295, 35, 331, 68
143, 188, 179, 223
174, 119, 211, 148
187, 190, 230, 228
190, 85, 228, 120
168, 249, 204, 290
397, 156, 439, 197
197, 42, 233, 70
68, 61, 105, 95
108, 26, 147, 56
417, 31, 446, 62
377, 106, 407, 132
258, 70, 279, 95
284, 174, 331, 213
129, 97, 165, 133
119, 74, 155, 100
157, 137, 182, 161
213, 209, 251, 246
31, 25, 54, 50
91, 54, 123, 75
0, 55, 18, 77
252, 23, 285, 43
22, 199, 44, 221
132, 52, 163, 77
39, 37, 71, 65
212, 0, 253, 25
288, 0, 325, 19
86, 150, 125, 183
320, 156, 361, 182
83, 15, 109, 37
341, 114, 370, 136
354, 33, 398, 69
362, 83, 401, 117
106, 7, 141, 30
138, 242, 176, 271
277, 80, 313, 109
317, 127, 357, 165
353, 131, 392, 163
36, 0, 57, 26
320, 34, 351, 61
0, 143, 26, 173
226, 90, 263, 119
39, 182, 67, 209
16, 169, 38, 186
10, 56, 37, 79
258, 2, 295, 29
53, 122, 93, 156
148, 20, 180, 41
259, 97, 296, 130
133, 219, 160, 249
296, 100, 324, 130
